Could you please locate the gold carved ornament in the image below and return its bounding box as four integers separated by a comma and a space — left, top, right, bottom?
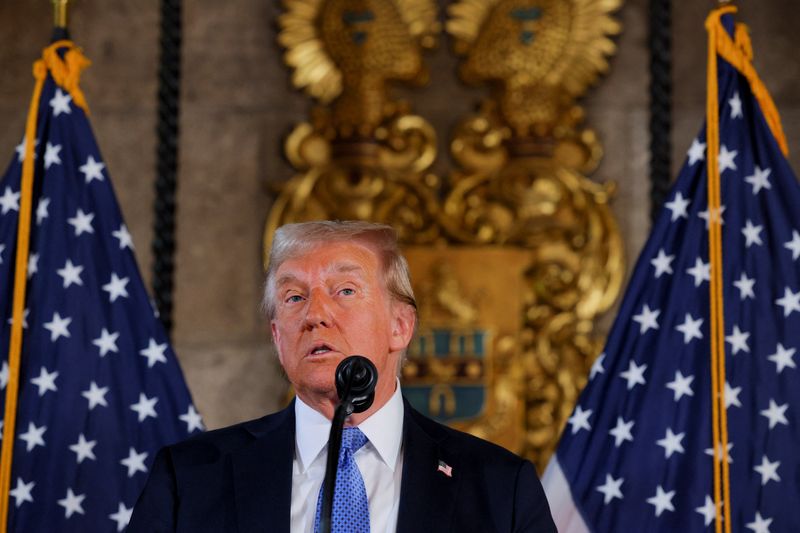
267, 0, 624, 471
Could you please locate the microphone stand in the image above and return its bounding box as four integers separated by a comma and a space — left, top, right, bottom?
319, 356, 377, 533
319, 381, 355, 533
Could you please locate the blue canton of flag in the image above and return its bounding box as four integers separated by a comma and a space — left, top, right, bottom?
543, 13, 800, 533
0, 42, 202, 532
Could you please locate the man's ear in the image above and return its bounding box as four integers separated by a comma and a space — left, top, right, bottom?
270, 321, 282, 357
389, 303, 416, 352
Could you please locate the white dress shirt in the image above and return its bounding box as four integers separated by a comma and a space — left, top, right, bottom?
290, 382, 405, 533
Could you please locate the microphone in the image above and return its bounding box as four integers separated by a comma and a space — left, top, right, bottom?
320, 356, 379, 533
335, 355, 377, 415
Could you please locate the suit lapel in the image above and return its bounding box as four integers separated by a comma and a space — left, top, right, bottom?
231, 403, 295, 533
396, 402, 460, 533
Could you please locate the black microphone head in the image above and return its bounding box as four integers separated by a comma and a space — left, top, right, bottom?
335, 356, 378, 414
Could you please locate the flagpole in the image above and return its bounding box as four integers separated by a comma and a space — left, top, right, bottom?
52, 0, 69, 28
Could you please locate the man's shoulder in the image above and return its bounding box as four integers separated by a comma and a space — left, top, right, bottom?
404, 401, 526, 468
164, 404, 294, 465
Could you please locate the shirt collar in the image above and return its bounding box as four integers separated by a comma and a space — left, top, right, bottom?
294, 379, 404, 473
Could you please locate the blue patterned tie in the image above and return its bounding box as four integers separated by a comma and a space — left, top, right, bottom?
314, 427, 371, 533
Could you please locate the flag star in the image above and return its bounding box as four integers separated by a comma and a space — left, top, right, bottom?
704, 441, 733, 463
109, 502, 134, 532
725, 325, 750, 355
696, 495, 718, 527
745, 166, 772, 194
620, 360, 647, 390
687, 139, 706, 166
783, 230, 800, 262
741, 220, 764, 247
698, 205, 726, 228
718, 144, 738, 173
30, 366, 58, 397
140, 338, 168, 368
120, 447, 149, 477
103, 273, 131, 303
589, 353, 605, 380
646, 485, 675, 517
18, 422, 46, 452
650, 249, 674, 278
27, 252, 39, 278
93, 328, 120, 357
596, 474, 624, 504
9, 478, 34, 508
57, 488, 85, 518
733, 272, 756, 300
754, 456, 781, 486
57, 259, 84, 289
112, 224, 134, 250
664, 191, 691, 221
608, 417, 634, 447
69, 433, 98, 464
6, 308, 29, 330
656, 428, 685, 458
0, 187, 20, 214
746, 512, 773, 533
723, 381, 742, 409
49, 88, 73, 116
728, 91, 743, 118
686, 257, 710, 287
130, 393, 159, 422
666, 371, 694, 401
79, 155, 106, 183
0, 243, 4, 264
0, 361, 8, 389
36, 197, 49, 225
776, 287, 800, 317
767, 343, 796, 374
43, 142, 62, 170
15, 137, 38, 162
43, 311, 72, 342
676, 313, 703, 343
81, 381, 110, 410
760, 399, 789, 429
67, 208, 95, 236
179, 404, 205, 433
567, 405, 592, 434
632, 304, 660, 334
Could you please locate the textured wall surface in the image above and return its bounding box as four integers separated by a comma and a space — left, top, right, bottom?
1, 0, 798, 430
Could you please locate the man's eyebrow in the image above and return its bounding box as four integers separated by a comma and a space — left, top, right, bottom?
275, 273, 301, 288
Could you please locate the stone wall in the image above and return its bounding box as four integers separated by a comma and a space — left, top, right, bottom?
1, 0, 798, 429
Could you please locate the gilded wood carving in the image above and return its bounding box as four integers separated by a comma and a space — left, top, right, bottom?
268, 0, 624, 469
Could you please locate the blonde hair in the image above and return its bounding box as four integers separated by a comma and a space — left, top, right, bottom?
263, 220, 417, 320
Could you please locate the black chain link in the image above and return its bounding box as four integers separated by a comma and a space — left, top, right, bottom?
649, 0, 672, 224
152, 0, 181, 336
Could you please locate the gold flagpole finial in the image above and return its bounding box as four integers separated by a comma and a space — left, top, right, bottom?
52, 0, 69, 29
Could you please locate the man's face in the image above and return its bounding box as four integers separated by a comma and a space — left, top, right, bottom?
270, 241, 415, 410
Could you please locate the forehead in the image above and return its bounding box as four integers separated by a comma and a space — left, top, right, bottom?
274, 241, 383, 283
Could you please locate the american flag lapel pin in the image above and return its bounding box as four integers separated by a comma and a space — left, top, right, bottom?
437, 460, 453, 477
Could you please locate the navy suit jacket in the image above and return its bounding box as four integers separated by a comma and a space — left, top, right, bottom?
128, 399, 556, 532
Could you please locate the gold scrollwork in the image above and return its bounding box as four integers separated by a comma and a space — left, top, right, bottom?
269, 0, 624, 470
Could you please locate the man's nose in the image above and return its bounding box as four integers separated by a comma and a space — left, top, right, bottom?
304, 289, 333, 329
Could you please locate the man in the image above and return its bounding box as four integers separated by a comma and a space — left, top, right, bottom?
129, 220, 556, 532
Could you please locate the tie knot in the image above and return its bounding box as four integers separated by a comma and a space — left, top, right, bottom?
341, 427, 368, 453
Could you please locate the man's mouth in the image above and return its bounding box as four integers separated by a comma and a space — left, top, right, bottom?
309, 344, 334, 356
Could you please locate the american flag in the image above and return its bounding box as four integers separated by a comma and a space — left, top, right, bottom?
0, 42, 202, 531
543, 14, 800, 533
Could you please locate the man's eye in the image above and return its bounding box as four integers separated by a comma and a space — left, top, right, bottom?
339, 288, 356, 296
286, 295, 304, 303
